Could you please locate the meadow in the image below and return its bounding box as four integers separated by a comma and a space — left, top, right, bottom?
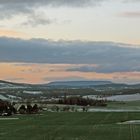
0, 112, 140, 140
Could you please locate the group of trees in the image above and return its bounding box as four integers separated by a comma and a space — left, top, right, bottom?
0, 99, 39, 116
58, 96, 107, 106
0, 100, 16, 116
18, 104, 39, 114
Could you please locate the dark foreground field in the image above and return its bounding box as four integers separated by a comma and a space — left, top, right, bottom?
0, 112, 140, 140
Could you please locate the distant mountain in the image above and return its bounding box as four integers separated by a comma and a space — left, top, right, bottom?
46, 81, 113, 87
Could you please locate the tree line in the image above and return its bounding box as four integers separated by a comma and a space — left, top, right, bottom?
58, 96, 107, 106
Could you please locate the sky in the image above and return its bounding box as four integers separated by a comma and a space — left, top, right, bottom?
0, 0, 140, 84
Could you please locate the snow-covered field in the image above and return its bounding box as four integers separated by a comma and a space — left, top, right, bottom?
0, 94, 9, 100
83, 93, 140, 101
0, 94, 21, 101
107, 93, 140, 101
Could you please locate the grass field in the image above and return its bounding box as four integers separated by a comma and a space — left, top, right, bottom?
0, 112, 140, 140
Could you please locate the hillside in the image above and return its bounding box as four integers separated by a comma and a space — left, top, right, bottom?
0, 80, 31, 89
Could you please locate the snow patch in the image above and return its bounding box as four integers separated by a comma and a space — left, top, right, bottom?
23, 91, 42, 95
7, 95, 21, 100
117, 120, 140, 124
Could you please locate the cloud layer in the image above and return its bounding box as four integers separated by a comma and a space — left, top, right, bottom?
0, 37, 140, 73
0, 0, 104, 26
0, 0, 101, 8
0, 0, 102, 17
0, 0, 139, 26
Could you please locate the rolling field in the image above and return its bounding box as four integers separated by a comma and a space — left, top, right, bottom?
0, 112, 140, 140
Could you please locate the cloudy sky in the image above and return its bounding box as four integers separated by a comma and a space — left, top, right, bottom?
0, 0, 140, 84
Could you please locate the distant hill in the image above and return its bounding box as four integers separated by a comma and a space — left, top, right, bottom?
45, 81, 140, 89
46, 81, 113, 87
